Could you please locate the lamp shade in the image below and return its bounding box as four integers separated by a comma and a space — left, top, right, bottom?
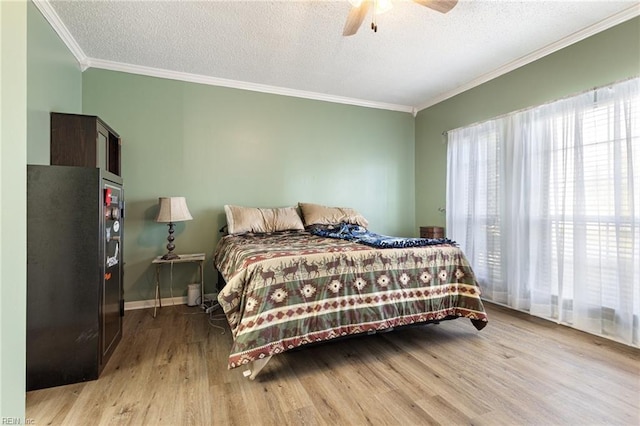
156, 197, 193, 223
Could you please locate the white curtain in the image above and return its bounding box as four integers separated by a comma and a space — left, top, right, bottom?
447, 78, 640, 347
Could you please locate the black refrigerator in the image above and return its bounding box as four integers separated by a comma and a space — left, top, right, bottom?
26, 165, 124, 391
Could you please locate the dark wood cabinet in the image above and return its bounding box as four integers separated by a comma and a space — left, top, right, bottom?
26, 165, 124, 390
26, 113, 125, 390
420, 226, 445, 239
51, 112, 121, 176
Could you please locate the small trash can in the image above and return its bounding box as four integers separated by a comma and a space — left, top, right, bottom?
187, 283, 201, 306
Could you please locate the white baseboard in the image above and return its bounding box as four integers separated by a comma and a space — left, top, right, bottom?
124, 293, 218, 311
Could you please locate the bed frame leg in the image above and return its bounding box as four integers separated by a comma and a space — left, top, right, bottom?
242, 356, 272, 380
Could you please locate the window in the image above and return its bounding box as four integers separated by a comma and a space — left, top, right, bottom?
447, 78, 640, 347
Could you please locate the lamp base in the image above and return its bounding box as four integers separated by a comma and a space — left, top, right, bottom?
161, 222, 180, 260
161, 252, 180, 260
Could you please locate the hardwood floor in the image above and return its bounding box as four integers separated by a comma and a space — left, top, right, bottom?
26, 302, 639, 425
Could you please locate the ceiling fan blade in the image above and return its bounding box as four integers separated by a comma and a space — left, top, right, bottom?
343, 1, 372, 36
412, 0, 458, 14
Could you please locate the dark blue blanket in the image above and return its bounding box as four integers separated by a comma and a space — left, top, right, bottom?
310, 223, 456, 249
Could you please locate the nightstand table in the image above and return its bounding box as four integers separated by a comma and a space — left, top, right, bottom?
152, 253, 205, 318
420, 226, 445, 239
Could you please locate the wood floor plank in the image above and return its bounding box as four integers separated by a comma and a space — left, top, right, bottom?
374, 388, 439, 425
296, 361, 370, 424
25, 302, 639, 425
178, 341, 213, 425
208, 382, 247, 425
97, 328, 163, 425
251, 358, 315, 414
413, 394, 471, 425
378, 329, 495, 418
24, 383, 84, 425
296, 350, 396, 425
282, 406, 323, 426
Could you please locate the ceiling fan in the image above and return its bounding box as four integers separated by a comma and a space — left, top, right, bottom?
343, 0, 458, 36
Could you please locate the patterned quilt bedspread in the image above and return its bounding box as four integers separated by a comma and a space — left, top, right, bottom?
214, 230, 488, 369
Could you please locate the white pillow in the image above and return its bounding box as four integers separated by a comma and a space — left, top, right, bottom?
224, 205, 304, 235
298, 202, 369, 228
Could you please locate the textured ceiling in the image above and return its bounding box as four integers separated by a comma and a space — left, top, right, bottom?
42, 0, 639, 112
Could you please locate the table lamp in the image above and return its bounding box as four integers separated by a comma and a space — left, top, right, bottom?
156, 196, 193, 260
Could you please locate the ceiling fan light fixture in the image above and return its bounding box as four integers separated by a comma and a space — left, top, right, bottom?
345, 0, 451, 36
348, 0, 393, 14
375, 0, 393, 14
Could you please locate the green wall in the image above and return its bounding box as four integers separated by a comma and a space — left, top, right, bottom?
82, 70, 415, 302
0, 0, 82, 417
415, 17, 640, 229
27, 1, 82, 164
0, 0, 27, 419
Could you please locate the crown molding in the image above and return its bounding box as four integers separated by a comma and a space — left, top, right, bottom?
34, 0, 411, 112
415, 3, 640, 113
84, 58, 414, 113
32, 0, 89, 70
35, 0, 638, 115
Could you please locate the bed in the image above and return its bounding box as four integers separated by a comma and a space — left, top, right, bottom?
213, 203, 488, 378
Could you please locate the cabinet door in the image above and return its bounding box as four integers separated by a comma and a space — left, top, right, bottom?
102, 181, 123, 366
97, 126, 108, 173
